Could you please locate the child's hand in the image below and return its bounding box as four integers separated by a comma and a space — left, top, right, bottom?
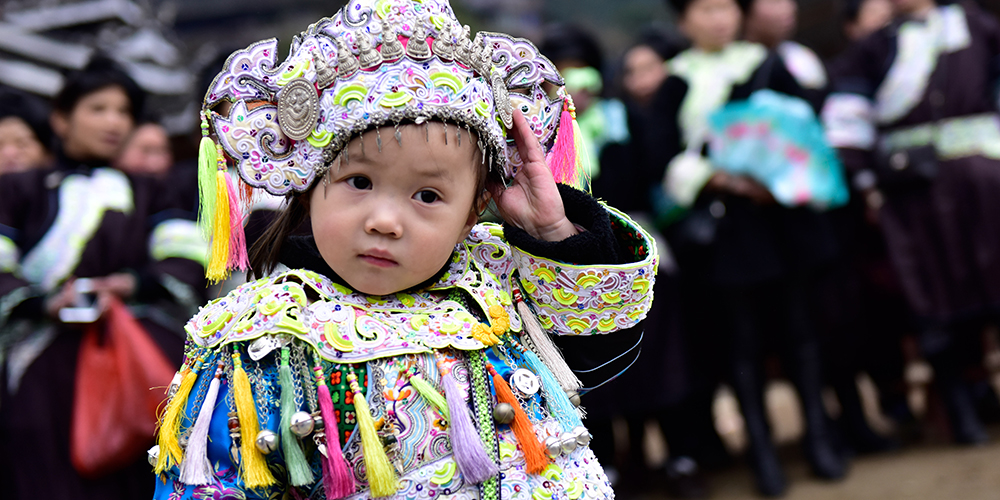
492, 109, 579, 241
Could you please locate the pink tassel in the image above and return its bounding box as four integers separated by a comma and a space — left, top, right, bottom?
546, 99, 578, 187
316, 369, 355, 498
440, 364, 497, 483
179, 363, 222, 485
224, 174, 249, 272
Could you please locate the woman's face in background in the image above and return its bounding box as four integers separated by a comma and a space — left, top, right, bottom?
623, 45, 668, 104
0, 117, 48, 174
744, 0, 798, 47
52, 85, 134, 162
680, 0, 743, 52
115, 123, 173, 177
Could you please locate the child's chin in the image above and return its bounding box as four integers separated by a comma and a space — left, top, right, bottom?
347, 279, 407, 297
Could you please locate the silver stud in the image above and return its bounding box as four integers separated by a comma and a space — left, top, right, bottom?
545, 436, 562, 458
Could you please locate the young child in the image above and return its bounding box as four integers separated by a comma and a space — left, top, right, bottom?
150, 1, 657, 499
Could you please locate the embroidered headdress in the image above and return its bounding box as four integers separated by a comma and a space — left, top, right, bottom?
196, 0, 587, 281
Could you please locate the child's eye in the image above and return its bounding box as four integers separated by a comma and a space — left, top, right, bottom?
415, 190, 439, 203
346, 176, 371, 190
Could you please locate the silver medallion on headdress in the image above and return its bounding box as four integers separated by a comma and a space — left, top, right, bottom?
277, 78, 319, 141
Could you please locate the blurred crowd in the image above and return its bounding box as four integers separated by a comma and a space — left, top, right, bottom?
2, 0, 1000, 497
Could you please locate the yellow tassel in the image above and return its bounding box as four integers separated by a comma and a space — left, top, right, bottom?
232, 353, 276, 489
155, 358, 201, 474
348, 372, 398, 497
206, 146, 231, 283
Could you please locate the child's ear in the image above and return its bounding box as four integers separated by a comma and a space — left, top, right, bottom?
458, 190, 491, 243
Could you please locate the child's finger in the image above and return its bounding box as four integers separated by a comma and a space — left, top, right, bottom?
511, 109, 546, 167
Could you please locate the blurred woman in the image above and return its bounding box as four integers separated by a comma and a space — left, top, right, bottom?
0, 56, 206, 500
114, 119, 173, 178
0, 88, 53, 174
824, 0, 1000, 445
651, 0, 847, 494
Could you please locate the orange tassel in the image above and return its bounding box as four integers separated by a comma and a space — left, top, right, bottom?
487, 364, 549, 474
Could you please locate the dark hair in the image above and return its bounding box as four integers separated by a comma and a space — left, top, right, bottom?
0, 87, 53, 150
53, 55, 145, 122
632, 27, 687, 61
666, 0, 746, 15
539, 24, 605, 74
247, 122, 499, 279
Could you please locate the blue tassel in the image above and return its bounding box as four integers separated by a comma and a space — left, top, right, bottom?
522, 350, 582, 432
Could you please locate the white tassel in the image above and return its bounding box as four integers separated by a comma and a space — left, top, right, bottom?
514, 290, 582, 392
179, 365, 222, 485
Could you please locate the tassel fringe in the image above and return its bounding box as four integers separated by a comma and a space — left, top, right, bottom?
408, 374, 449, 418
439, 360, 498, 483
315, 363, 356, 498
521, 350, 583, 433
179, 361, 223, 485
224, 174, 249, 273
196, 113, 217, 238
279, 349, 315, 487
513, 290, 581, 393
347, 372, 398, 497
487, 364, 549, 474
155, 358, 202, 474
232, 353, 276, 489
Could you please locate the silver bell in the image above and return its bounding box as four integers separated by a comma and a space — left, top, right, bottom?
289, 411, 315, 437
573, 426, 592, 446
560, 434, 578, 454
565, 390, 582, 407
492, 403, 515, 424
544, 436, 562, 458
147, 445, 160, 467
255, 430, 280, 454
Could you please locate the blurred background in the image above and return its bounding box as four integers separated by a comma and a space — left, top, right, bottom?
5, 0, 1000, 499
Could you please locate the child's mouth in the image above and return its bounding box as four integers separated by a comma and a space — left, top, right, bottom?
359, 252, 398, 268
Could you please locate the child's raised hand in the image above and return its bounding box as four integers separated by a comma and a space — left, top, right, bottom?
492, 109, 579, 241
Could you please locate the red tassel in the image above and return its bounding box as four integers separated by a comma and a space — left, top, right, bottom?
487, 364, 549, 474
224, 174, 249, 273
546, 99, 578, 187
315, 366, 355, 498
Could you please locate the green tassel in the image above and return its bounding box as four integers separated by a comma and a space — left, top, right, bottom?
280, 348, 315, 487
197, 111, 218, 238
408, 372, 449, 419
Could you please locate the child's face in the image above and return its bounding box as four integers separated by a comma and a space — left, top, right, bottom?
309, 123, 482, 296
679, 0, 742, 52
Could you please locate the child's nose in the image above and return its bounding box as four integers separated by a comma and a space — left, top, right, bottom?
364, 201, 403, 238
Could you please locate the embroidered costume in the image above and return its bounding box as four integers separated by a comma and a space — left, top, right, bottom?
150, 1, 657, 499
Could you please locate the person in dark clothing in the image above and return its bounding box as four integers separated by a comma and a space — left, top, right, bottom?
648, 0, 848, 495
0, 56, 207, 500
823, 0, 1000, 445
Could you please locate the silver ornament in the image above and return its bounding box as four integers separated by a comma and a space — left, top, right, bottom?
277, 77, 319, 141
290, 411, 315, 437
574, 426, 592, 446
255, 430, 280, 454
560, 434, 578, 454
566, 390, 582, 407
147, 445, 160, 467
511, 368, 540, 396
544, 436, 562, 458
492, 402, 515, 424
